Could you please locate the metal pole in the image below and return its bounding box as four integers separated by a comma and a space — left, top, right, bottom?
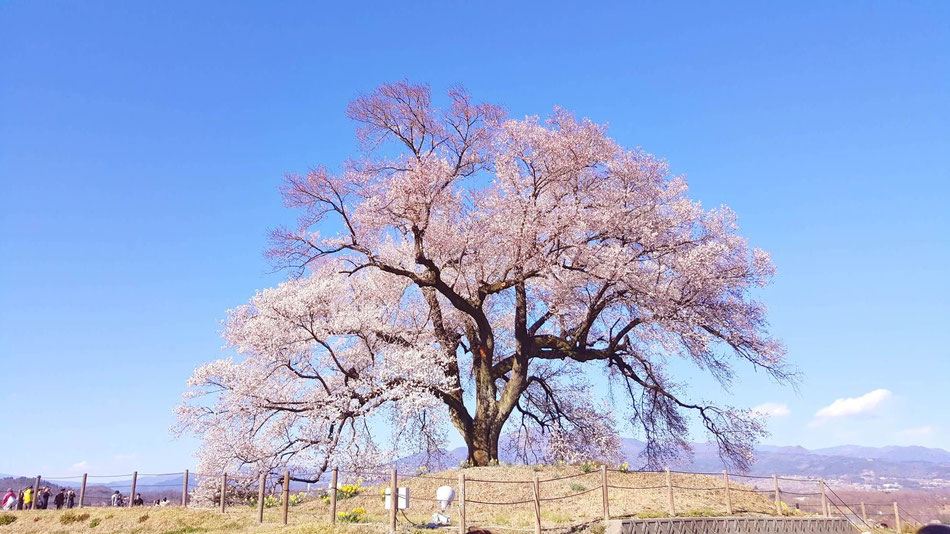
78, 473, 87, 509
330, 467, 338, 524
861, 502, 868, 525
601, 464, 610, 522
819, 479, 828, 517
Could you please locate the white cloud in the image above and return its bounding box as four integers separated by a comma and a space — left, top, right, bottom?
753, 402, 791, 417
69, 461, 89, 472
814, 389, 892, 419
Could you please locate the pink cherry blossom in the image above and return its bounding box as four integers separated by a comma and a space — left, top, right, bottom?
178, 82, 791, 481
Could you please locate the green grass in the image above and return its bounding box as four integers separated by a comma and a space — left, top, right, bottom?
678, 508, 718, 517
59, 511, 90, 524
635, 509, 667, 519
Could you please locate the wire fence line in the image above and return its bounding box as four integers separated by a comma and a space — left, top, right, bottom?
3, 465, 919, 534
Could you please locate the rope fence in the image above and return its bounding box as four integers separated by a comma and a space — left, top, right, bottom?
1, 464, 926, 534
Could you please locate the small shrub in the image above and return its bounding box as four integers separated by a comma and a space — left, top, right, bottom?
321, 481, 362, 503
248, 494, 280, 508
680, 508, 717, 517
541, 509, 572, 522
60, 511, 90, 524
635, 510, 666, 519
493, 513, 513, 526
488, 459, 500, 466
580, 460, 596, 473
139, 513, 150, 522
0, 514, 16, 526
337, 506, 367, 523
459, 460, 473, 469
590, 523, 606, 534
89, 518, 102, 528
618, 461, 630, 473
288, 492, 306, 506
569, 483, 587, 492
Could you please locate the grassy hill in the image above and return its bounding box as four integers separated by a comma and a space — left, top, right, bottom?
0, 465, 789, 533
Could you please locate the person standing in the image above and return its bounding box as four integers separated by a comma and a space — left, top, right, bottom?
132, 493, 144, 506
1, 489, 16, 510
22, 486, 32, 510
111, 490, 122, 507
66, 489, 76, 509
53, 488, 65, 509
37, 487, 51, 509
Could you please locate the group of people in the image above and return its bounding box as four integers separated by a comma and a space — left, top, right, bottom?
111, 491, 168, 507
2, 486, 76, 510
1, 488, 172, 511
111, 491, 146, 507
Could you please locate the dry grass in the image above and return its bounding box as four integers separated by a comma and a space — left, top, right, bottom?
0, 507, 372, 534
350, 466, 790, 529
0, 466, 804, 533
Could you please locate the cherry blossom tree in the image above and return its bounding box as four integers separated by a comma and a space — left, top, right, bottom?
177, 81, 792, 481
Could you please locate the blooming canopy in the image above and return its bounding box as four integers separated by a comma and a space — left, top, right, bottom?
177, 82, 791, 481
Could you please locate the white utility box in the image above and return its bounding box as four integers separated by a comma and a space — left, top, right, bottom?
383, 487, 409, 510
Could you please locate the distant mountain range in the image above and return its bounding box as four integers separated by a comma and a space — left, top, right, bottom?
5, 442, 948, 494
809, 445, 950, 464
399, 441, 950, 490
645, 441, 950, 487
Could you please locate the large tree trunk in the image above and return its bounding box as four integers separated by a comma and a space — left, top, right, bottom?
464, 419, 503, 466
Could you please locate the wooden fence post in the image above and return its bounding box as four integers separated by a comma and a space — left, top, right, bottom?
32, 476, 40, 510
257, 473, 265, 524
665, 467, 675, 516
330, 467, 338, 524
532, 475, 542, 534
722, 471, 732, 515
220, 473, 227, 513
390, 468, 398, 534
819, 479, 828, 517
129, 471, 138, 508
893, 502, 901, 534
459, 472, 467, 534
861, 502, 868, 525
78, 473, 87, 509
182, 469, 189, 507
282, 471, 290, 525
773, 474, 781, 515
601, 464, 610, 522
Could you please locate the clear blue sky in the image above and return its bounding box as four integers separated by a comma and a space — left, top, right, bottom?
1, 1, 948, 477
